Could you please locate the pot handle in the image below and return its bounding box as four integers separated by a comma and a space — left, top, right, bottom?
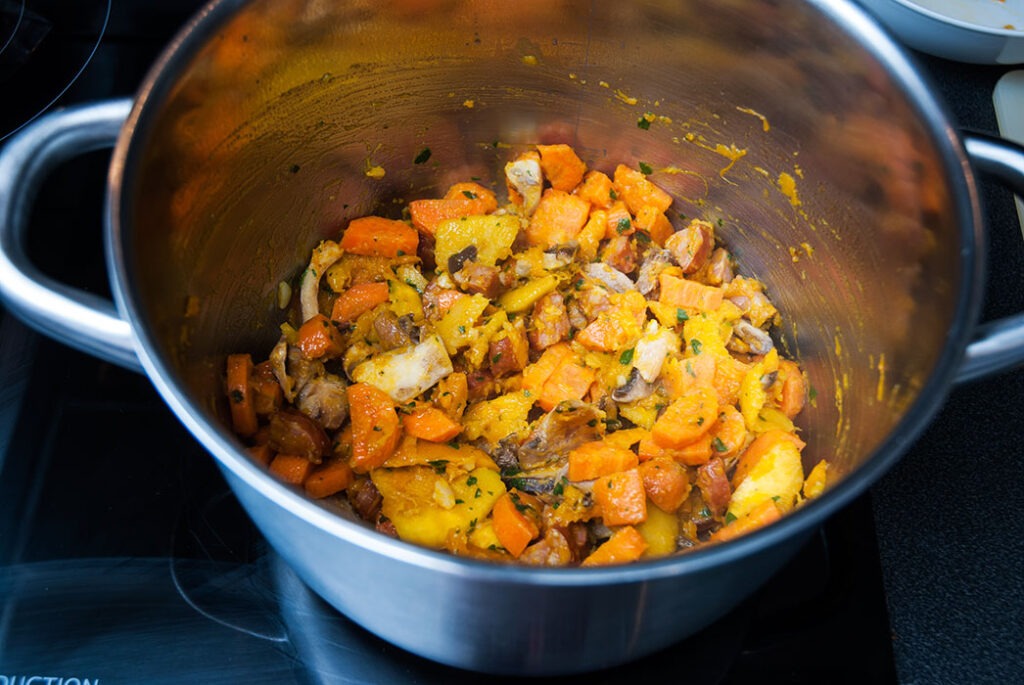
0, 98, 141, 371
957, 132, 1024, 383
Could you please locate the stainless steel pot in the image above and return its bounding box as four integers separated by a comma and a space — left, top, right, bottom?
3, 0, 1024, 675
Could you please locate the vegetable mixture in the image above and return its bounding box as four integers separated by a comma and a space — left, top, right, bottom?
226, 143, 828, 566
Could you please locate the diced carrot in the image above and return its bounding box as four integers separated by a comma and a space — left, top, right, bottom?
304, 459, 355, 499
269, 453, 315, 485
492, 489, 542, 558
409, 194, 494, 236
568, 441, 639, 482
538, 356, 596, 412
709, 405, 747, 459
603, 200, 634, 239
658, 273, 724, 312
575, 170, 615, 209
295, 313, 345, 359
633, 205, 674, 246
347, 383, 403, 473
592, 468, 647, 526
581, 525, 648, 566
776, 359, 806, 419
712, 354, 749, 407
732, 429, 805, 488
443, 181, 499, 209
612, 164, 672, 214
537, 144, 587, 192
226, 353, 258, 437
331, 281, 390, 324
339, 216, 419, 257
521, 342, 574, 396
246, 443, 274, 466
651, 385, 719, 449
639, 433, 713, 466
526, 188, 591, 248
577, 209, 606, 262
710, 499, 783, 543
638, 457, 691, 513
401, 406, 463, 442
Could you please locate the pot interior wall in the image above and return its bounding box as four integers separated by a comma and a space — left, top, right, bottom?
123, 0, 961, 490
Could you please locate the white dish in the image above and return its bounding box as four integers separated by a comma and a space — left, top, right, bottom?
993, 70, 1024, 239
858, 0, 1024, 63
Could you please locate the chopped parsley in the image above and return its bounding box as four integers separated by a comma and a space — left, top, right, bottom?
690, 339, 703, 355
413, 147, 432, 164
619, 347, 635, 365
427, 459, 448, 474
636, 117, 651, 130
638, 161, 653, 175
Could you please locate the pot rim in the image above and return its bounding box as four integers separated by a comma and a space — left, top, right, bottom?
105, 0, 986, 584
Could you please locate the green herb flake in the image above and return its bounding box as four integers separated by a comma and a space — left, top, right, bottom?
446, 439, 461, 449
474, 487, 482, 498
619, 348, 635, 365
712, 436, 728, 453
609, 189, 618, 200
724, 512, 738, 524
454, 498, 464, 505
466, 475, 478, 486
552, 476, 568, 497
698, 506, 711, 518
229, 390, 245, 404
427, 459, 449, 474
638, 161, 653, 175
691, 338, 703, 355
636, 117, 651, 131
462, 189, 478, 199
457, 325, 467, 334
492, 352, 503, 364
574, 278, 585, 290
413, 147, 432, 164
616, 217, 631, 233
676, 308, 689, 323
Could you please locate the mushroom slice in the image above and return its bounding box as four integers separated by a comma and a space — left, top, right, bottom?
728, 320, 775, 356
611, 367, 654, 403
505, 154, 543, 216
296, 372, 349, 430
518, 401, 604, 468
635, 248, 673, 296
299, 240, 344, 323
582, 262, 635, 293
350, 334, 454, 402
